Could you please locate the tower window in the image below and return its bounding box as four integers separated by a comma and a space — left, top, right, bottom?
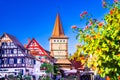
54, 40, 56, 42
60, 40, 62, 42
63, 40, 65, 42
57, 40, 59, 42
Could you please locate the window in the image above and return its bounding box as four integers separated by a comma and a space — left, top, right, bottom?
54, 40, 56, 42
11, 42, 17, 48
29, 59, 31, 65
25, 50, 28, 53
3, 50, 6, 54
9, 58, 14, 64
18, 50, 22, 54
60, 40, 62, 42
57, 40, 59, 42
7, 42, 11, 48
1, 42, 4, 46
17, 58, 22, 64
32, 42, 35, 45
63, 40, 65, 42
9, 50, 11, 54
26, 58, 28, 63
7, 49, 9, 54
1, 50, 5, 54
4, 58, 8, 64
2, 42, 7, 48
14, 49, 17, 54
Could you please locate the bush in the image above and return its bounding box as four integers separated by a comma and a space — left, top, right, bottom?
23, 74, 32, 80
8, 74, 14, 80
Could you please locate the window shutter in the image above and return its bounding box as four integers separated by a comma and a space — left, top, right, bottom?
8, 58, 9, 64
22, 58, 23, 63
34, 60, 36, 64
2, 59, 4, 64
14, 58, 17, 64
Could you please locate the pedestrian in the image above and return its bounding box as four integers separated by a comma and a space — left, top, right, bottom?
56, 73, 61, 80
5, 74, 8, 80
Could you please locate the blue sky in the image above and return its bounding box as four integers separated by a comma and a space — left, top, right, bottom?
0, 0, 108, 54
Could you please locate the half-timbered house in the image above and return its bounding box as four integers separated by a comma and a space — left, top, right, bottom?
26, 38, 52, 76
0, 33, 35, 76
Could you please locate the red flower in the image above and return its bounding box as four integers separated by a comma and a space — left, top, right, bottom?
102, 1, 106, 8
109, 10, 113, 15
98, 22, 103, 27
83, 11, 88, 15
71, 25, 77, 29
85, 26, 89, 29
114, 0, 118, 2
80, 13, 83, 17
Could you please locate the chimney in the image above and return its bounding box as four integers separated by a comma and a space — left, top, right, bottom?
24, 44, 27, 48
28, 38, 30, 43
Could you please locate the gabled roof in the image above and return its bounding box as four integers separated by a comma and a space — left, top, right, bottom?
50, 13, 68, 39
0, 33, 34, 58
71, 59, 84, 70
5, 33, 26, 51
26, 38, 51, 58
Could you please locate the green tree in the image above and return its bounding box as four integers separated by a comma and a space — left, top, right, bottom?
41, 62, 53, 74
72, 0, 120, 79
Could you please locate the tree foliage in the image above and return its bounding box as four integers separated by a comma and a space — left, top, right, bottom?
72, 0, 120, 79
41, 62, 53, 73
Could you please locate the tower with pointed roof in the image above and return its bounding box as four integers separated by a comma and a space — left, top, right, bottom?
49, 13, 71, 69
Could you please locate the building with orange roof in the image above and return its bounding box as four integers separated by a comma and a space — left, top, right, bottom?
49, 13, 71, 70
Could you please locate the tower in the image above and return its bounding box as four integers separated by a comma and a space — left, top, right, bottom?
49, 13, 71, 69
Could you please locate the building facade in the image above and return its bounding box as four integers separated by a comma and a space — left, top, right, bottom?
49, 13, 71, 69
0, 33, 35, 77
26, 38, 52, 77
